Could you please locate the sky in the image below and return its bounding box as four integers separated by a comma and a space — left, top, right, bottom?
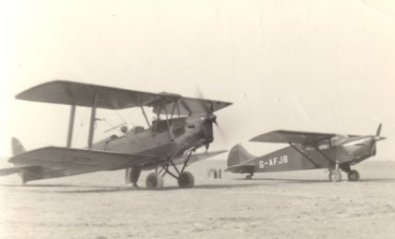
1, 0, 394, 160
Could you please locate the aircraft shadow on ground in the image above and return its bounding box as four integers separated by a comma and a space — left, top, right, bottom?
2, 177, 395, 193
232, 177, 395, 184
0, 182, 265, 194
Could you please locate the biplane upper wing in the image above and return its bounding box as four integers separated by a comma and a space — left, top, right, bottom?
250, 130, 336, 145
8, 146, 158, 178
16, 80, 232, 115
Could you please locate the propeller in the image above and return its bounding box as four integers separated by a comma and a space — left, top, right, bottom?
371, 123, 386, 156
374, 123, 386, 141
196, 88, 217, 123
196, 88, 227, 142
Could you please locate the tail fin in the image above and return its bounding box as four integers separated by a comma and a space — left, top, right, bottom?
12, 137, 25, 156
227, 144, 255, 167
376, 123, 382, 136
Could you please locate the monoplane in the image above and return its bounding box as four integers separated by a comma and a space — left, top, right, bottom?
0, 80, 232, 189
226, 125, 385, 182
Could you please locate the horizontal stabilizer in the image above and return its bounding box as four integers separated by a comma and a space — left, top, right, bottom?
0, 167, 22, 176
225, 164, 255, 173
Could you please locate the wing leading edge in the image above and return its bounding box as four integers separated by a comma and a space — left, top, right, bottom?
250, 130, 336, 144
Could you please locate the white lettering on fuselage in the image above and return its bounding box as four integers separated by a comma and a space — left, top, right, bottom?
259, 155, 288, 169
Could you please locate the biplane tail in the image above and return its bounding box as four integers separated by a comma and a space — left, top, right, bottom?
0, 138, 27, 177
227, 144, 255, 167
12, 137, 26, 155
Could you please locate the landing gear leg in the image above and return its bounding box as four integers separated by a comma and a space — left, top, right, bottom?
328, 161, 342, 182
125, 167, 142, 188
160, 151, 196, 188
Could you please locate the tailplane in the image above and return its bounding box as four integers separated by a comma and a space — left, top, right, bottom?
12, 137, 25, 156
227, 144, 255, 167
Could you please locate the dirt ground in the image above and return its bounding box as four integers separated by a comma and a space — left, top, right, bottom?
1, 160, 394, 239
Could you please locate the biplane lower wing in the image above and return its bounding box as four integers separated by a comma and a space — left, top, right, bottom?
7, 147, 157, 181
250, 130, 336, 144
172, 150, 227, 165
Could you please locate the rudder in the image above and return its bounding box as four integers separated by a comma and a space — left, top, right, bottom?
227, 144, 255, 167
12, 137, 25, 156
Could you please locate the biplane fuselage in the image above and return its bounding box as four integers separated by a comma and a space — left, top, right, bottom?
227, 127, 385, 182
92, 117, 214, 169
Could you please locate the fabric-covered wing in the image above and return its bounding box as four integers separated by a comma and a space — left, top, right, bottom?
8, 147, 157, 178
16, 80, 163, 109
152, 96, 232, 116
250, 130, 336, 144
16, 80, 232, 115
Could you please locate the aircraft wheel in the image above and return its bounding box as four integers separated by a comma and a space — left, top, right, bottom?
347, 170, 360, 181
246, 174, 252, 180
146, 173, 164, 189
329, 170, 342, 182
178, 171, 194, 188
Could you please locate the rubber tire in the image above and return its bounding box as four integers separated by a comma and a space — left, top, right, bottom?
178, 171, 195, 188
329, 170, 342, 182
146, 173, 164, 189
246, 174, 252, 180
347, 170, 360, 182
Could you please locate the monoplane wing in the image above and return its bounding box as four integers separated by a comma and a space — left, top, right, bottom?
250, 130, 336, 144
16, 80, 232, 115
8, 146, 157, 180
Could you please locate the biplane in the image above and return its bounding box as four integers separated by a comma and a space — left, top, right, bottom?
0, 80, 232, 189
226, 125, 385, 182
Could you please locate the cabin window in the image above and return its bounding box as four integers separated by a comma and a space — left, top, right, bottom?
318, 139, 330, 150
303, 145, 315, 151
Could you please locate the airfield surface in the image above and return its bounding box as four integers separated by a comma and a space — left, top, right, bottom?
1, 160, 395, 239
